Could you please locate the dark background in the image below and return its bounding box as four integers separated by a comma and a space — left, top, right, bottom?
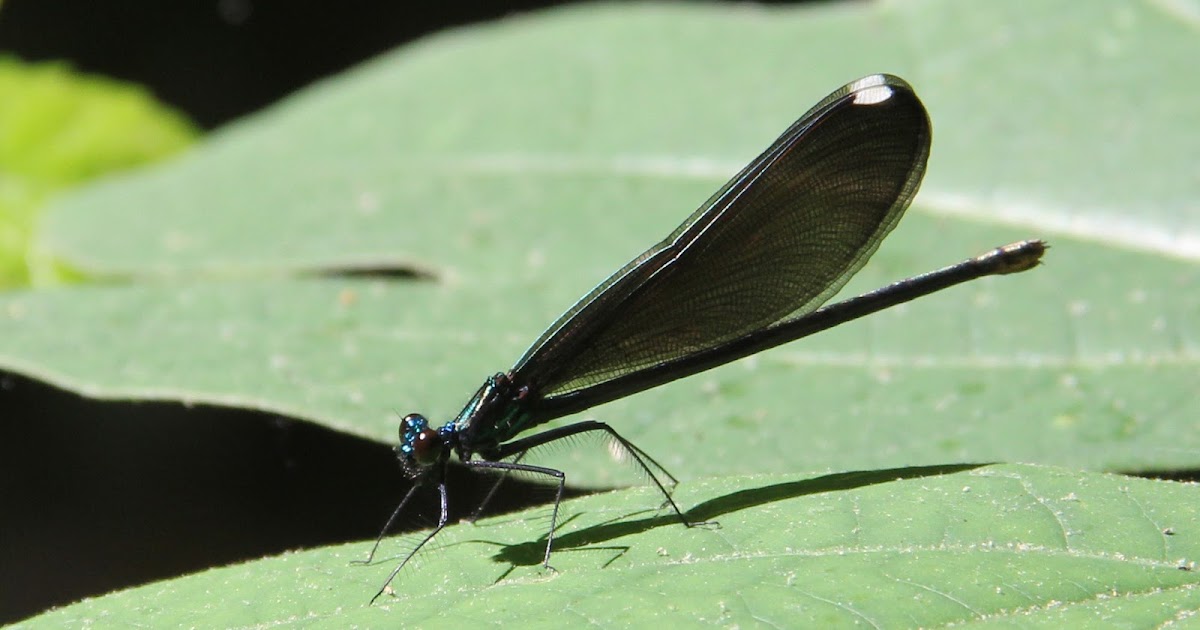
0, 0, 567, 129
0, 0, 820, 624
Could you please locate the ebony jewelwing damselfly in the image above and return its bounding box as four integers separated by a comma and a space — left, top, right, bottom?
361, 74, 1045, 601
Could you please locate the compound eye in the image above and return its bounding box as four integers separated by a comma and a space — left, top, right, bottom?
400, 413, 425, 437
399, 413, 427, 445
410, 428, 444, 466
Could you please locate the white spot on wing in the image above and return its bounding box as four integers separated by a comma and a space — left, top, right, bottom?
848, 74, 893, 105
853, 85, 893, 105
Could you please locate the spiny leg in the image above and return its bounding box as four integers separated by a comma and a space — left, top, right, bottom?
468, 449, 529, 523
494, 420, 708, 529
466, 458, 565, 569
353, 480, 424, 566
370, 479, 450, 604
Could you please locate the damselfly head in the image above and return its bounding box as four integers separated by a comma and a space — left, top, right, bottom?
397, 413, 449, 475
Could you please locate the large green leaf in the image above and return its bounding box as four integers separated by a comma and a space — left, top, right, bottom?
22, 465, 1200, 627
3, 0, 1194, 480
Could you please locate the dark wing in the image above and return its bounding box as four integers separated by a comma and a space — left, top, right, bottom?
513, 74, 931, 409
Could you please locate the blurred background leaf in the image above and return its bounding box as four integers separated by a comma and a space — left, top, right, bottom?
0, 57, 197, 286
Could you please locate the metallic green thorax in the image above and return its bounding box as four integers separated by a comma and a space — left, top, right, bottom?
449, 372, 535, 459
